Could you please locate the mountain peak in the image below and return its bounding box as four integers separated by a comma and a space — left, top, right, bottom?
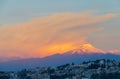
67, 43, 105, 54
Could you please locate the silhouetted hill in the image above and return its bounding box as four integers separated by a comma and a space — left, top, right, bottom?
0, 52, 120, 71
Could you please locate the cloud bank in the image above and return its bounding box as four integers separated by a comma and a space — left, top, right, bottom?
0, 12, 117, 58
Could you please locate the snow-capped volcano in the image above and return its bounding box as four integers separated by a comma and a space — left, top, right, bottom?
66, 43, 105, 54
0, 43, 120, 71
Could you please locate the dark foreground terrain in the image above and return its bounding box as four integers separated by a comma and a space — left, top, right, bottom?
0, 59, 120, 79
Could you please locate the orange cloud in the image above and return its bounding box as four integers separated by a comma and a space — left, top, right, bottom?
0, 12, 118, 58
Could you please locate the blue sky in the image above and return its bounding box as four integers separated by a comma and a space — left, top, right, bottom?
0, 0, 120, 25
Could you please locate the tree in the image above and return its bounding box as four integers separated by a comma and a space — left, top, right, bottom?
17, 69, 27, 79
118, 63, 120, 68
0, 75, 10, 79
88, 63, 100, 69
71, 62, 75, 65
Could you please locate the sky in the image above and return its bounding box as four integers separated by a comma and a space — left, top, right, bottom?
0, 0, 120, 58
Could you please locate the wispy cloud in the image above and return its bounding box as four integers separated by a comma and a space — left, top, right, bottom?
0, 12, 117, 58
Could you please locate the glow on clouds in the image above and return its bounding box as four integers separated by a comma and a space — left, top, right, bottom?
0, 12, 118, 58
